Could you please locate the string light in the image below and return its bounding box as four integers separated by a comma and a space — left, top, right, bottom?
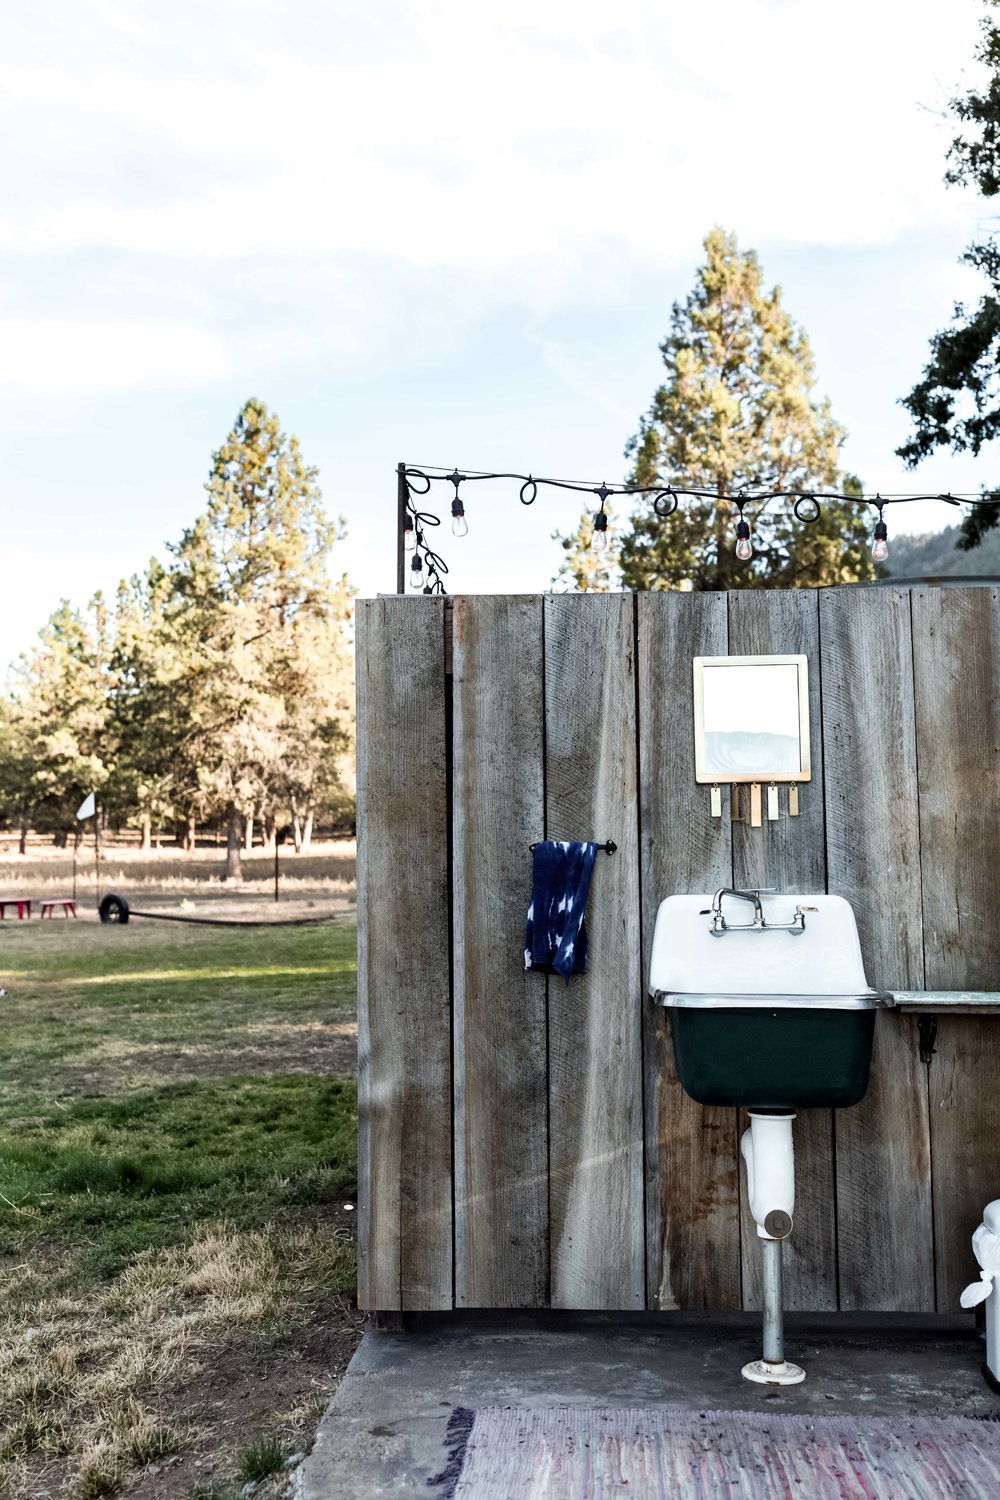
448, 470, 469, 538
734, 498, 753, 562
451, 498, 468, 537
591, 510, 609, 552
590, 484, 612, 553
398, 464, 998, 596
871, 500, 889, 563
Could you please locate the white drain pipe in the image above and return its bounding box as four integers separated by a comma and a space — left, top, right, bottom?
742, 1112, 796, 1239
961, 1199, 1000, 1389
740, 1113, 805, 1386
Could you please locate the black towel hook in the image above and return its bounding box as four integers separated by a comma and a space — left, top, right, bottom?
529, 839, 617, 856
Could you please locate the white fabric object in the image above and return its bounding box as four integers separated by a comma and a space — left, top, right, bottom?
75, 792, 95, 820
960, 1216, 1000, 1309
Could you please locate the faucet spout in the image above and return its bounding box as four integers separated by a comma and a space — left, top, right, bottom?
716, 888, 761, 924
711, 887, 764, 934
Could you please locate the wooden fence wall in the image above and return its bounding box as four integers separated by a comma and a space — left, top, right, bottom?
356, 587, 1000, 1315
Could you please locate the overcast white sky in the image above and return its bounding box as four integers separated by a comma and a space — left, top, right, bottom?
2, 0, 996, 666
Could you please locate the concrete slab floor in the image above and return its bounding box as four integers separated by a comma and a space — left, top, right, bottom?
302, 1310, 1000, 1499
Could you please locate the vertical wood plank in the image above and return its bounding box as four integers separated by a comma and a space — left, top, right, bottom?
728, 591, 836, 1313
820, 586, 932, 1311
356, 597, 452, 1310
729, 592, 826, 896
452, 596, 548, 1306
638, 592, 740, 1310
544, 593, 645, 1308
912, 586, 1000, 1310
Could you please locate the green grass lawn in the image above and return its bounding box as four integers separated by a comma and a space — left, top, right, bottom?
0, 915, 360, 1500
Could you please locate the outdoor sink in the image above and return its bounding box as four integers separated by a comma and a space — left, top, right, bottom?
649, 891, 893, 1111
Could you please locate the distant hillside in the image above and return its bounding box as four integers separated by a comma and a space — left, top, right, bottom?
884, 522, 1000, 578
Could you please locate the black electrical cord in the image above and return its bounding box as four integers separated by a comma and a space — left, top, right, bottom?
399, 462, 997, 595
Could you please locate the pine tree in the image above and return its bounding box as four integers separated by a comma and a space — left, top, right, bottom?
611, 229, 874, 591
107, 561, 190, 849
7, 598, 112, 845
167, 398, 354, 879
898, 8, 1000, 546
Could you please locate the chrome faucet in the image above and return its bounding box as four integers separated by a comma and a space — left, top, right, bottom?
709, 888, 813, 936
710, 888, 766, 934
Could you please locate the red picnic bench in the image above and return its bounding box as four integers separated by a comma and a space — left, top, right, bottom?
0, 897, 32, 919
40, 899, 77, 919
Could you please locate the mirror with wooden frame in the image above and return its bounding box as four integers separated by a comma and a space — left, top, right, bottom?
692, 654, 811, 825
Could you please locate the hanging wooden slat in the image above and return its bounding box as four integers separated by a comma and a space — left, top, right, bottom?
638, 591, 739, 1310
820, 586, 933, 1312
912, 586, 1000, 1311
356, 597, 452, 1311
543, 593, 645, 1308
452, 595, 549, 1307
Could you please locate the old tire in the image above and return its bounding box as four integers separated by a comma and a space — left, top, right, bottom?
99, 893, 130, 924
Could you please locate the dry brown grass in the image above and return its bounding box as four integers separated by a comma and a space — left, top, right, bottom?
0, 840, 357, 911
0, 1223, 358, 1497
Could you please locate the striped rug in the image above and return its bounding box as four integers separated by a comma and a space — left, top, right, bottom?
430, 1406, 1000, 1498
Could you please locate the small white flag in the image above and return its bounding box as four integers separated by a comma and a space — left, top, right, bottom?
76, 792, 96, 820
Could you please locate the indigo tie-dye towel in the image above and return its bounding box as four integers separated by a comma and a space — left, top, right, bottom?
524, 840, 599, 983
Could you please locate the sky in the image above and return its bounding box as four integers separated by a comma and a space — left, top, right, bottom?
2, 0, 997, 667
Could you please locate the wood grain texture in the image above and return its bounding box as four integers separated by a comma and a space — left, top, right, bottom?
728, 591, 836, 1313
356, 597, 452, 1311
637, 591, 740, 1310
728, 592, 826, 895
544, 593, 645, 1309
820, 586, 933, 1312
452, 596, 548, 1307
912, 587, 1000, 1310
896, 993, 1000, 1011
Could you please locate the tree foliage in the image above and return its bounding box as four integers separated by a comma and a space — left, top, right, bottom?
554, 229, 873, 591
552, 501, 621, 592
0, 400, 356, 869
898, 5, 1000, 546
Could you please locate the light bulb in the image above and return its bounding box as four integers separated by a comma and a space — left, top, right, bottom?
404, 520, 416, 552
736, 536, 753, 561
591, 509, 609, 552
871, 516, 889, 563
451, 497, 467, 537
409, 556, 424, 590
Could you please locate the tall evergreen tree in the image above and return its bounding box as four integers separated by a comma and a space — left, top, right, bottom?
168, 398, 353, 878
107, 561, 192, 849
554, 229, 873, 592
898, 4, 1000, 546
7, 598, 112, 846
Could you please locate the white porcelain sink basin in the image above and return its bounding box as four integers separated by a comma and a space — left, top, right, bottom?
649, 892, 877, 1001
648, 892, 892, 1110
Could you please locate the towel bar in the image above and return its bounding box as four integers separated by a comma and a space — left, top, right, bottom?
528, 839, 617, 856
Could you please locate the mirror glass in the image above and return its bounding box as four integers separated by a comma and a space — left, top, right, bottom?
693, 655, 810, 784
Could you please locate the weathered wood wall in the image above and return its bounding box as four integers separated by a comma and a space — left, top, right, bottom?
356, 587, 1000, 1314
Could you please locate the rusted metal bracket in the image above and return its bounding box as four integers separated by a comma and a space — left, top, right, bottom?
917, 1014, 938, 1066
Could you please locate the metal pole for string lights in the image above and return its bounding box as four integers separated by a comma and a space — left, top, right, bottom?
396, 461, 407, 594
